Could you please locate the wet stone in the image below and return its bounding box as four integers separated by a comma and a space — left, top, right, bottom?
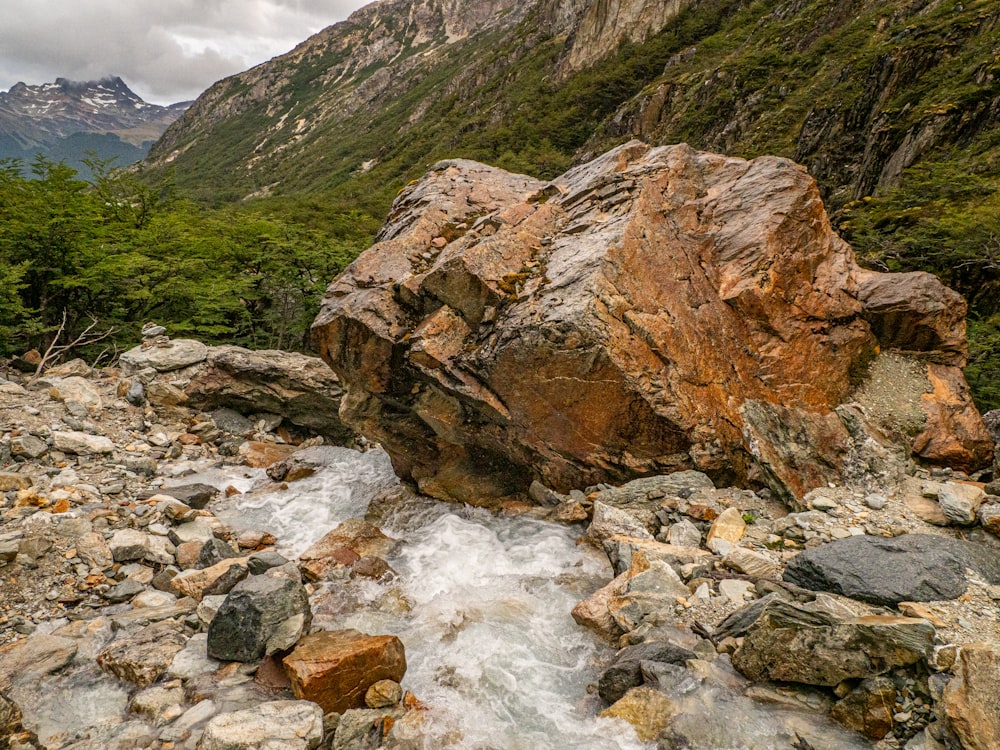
197, 700, 323, 750
163, 482, 218, 510
207, 573, 312, 662
97, 620, 188, 687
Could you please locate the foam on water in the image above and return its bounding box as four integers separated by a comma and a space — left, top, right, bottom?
206, 446, 398, 556
204, 447, 871, 750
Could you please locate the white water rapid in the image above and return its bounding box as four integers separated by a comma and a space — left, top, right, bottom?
200, 446, 872, 750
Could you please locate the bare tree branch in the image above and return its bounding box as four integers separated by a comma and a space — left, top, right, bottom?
31, 310, 118, 379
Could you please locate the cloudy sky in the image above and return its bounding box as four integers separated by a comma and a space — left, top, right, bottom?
0, 0, 371, 105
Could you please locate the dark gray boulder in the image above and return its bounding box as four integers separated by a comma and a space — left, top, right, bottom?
163, 483, 218, 510
783, 533, 1000, 605
197, 538, 240, 569
207, 573, 312, 662
598, 641, 696, 704
248, 550, 291, 575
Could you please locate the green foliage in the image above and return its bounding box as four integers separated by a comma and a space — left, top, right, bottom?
842, 154, 1000, 410
0, 159, 371, 363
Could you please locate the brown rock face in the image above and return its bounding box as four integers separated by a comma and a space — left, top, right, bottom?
943, 643, 1000, 750
298, 519, 397, 582
282, 629, 406, 714
312, 142, 991, 505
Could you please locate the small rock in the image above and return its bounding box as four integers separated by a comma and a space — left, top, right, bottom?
162, 483, 218, 510
52, 430, 114, 455
599, 686, 676, 742
668, 519, 702, 548
705, 507, 746, 547
365, 679, 403, 709
10, 435, 47, 459
0, 473, 32, 492
865, 493, 888, 510
109, 529, 151, 562
937, 483, 984, 526
718, 579, 755, 605
97, 620, 187, 687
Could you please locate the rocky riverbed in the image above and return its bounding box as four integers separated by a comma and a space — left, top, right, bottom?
2, 335, 1000, 750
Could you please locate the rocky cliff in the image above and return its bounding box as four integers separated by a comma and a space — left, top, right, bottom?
144, 0, 999, 216
313, 142, 991, 506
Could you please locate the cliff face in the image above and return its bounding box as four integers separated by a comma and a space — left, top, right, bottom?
559, 0, 690, 76
145, 0, 999, 214
312, 142, 991, 506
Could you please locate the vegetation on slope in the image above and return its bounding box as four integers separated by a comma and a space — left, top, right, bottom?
0, 157, 375, 359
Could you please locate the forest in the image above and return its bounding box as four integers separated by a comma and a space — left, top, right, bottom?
0, 157, 377, 363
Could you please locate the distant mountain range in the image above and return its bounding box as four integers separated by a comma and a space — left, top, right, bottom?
0, 76, 189, 177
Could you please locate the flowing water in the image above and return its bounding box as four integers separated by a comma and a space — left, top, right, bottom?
207, 447, 872, 750
209, 447, 647, 749
13, 446, 873, 748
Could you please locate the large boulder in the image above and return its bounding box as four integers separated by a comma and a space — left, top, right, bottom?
782, 533, 1000, 605
183, 345, 353, 441
312, 142, 991, 505
730, 599, 935, 686
943, 643, 1000, 750
282, 629, 407, 714
207, 573, 312, 662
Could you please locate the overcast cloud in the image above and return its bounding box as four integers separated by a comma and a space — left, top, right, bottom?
0, 0, 370, 104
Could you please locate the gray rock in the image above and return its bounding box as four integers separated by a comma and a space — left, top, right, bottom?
864, 493, 888, 510
592, 473, 715, 527
212, 408, 254, 437
108, 529, 151, 562
10, 435, 47, 459
198, 538, 240, 569
167, 633, 221, 680
248, 550, 290, 575
119, 339, 209, 373
96, 620, 188, 687
207, 573, 312, 662
162, 483, 218, 510
52, 430, 114, 455
667, 519, 702, 548
167, 517, 217, 546
197, 700, 323, 750
588, 501, 654, 543
126, 380, 145, 406
105, 578, 147, 603
936, 483, 984, 526
332, 709, 404, 750
598, 641, 696, 704
184, 345, 352, 442
783, 533, 1000, 605
731, 598, 935, 687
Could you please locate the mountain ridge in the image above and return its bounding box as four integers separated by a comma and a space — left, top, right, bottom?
0, 76, 189, 175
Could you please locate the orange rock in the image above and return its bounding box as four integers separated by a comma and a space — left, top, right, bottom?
282, 629, 406, 714
298, 519, 396, 582
177, 433, 202, 445
238, 441, 298, 468
312, 142, 991, 506
51, 498, 71, 514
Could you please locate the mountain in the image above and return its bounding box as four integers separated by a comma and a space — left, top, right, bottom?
143, 0, 1000, 406
0, 76, 189, 176
144, 0, 998, 208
